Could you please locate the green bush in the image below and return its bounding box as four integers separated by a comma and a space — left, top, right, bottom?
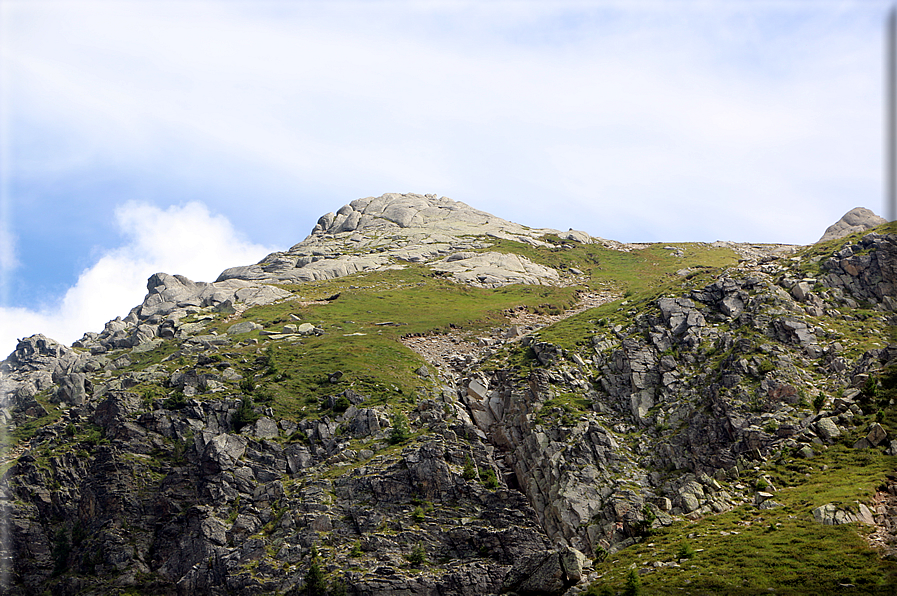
462, 456, 477, 480
349, 541, 362, 557
861, 377, 879, 401
676, 541, 695, 560
51, 527, 71, 576
303, 545, 327, 596
408, 542, 427, 566
812, 393, 826, 413
388, 412, 411, 445
633, 504, 656, 537
232, 397, 261, 432
479, 468, 499, 489
333, 395, 351, 413
623, 569, 641, 596
162, 391, 188, 410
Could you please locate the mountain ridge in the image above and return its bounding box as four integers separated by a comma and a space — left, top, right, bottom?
0, 194, 895, 596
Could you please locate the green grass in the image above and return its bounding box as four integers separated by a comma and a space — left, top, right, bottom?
116, 339, 183, 372
208, 266, 583, 419
484, 236, 739, 296
6, 391, 63, 445
588, 444, 897, 595
535, 392, 593, 426
214, 265, 579, 338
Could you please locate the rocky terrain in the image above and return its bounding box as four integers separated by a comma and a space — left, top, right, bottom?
0, 193, 895, 595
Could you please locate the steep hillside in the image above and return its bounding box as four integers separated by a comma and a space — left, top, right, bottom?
1, 193, 895, 596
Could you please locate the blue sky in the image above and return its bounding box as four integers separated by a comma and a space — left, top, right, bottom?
0, 0, 892, 356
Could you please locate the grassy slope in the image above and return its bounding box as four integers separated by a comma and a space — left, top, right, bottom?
8, 227, 896, 593
589, 442, 897, 595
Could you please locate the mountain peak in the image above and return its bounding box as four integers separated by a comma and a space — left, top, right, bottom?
216, 192, 591, 288
310, 193, 503, 235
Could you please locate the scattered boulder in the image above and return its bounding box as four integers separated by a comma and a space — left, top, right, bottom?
815, 417, 841, 442
812, 502, 875, 526
228, 321, 263, 335
866, 423, 888, 447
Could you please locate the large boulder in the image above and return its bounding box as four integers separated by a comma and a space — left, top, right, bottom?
812, 502, 875, 526
818, 207, 887, 243
501, 546, 588, 595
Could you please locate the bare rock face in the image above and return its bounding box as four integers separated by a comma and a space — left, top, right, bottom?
818, 207, 887, 243
217, 193, 571, 287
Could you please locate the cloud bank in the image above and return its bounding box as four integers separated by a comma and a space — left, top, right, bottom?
4, 1, 885, 245
0, 202, 274, 358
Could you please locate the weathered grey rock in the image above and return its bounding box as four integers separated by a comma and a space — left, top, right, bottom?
815, 417, 841, 441
137, 272, 290, 322
561, 230, 592, 244
791, 281, 812, 302
812, 502, 875, 525
431, 251, 560, 288
296, 323, 316, 335
202, 433, 248, 474
251, 417, 280, 439
227, 321, 263, 335
866, 422, 888, 447
502, 547, 587, 596
796, 445, 815, 459
346, 408, 382, 438
818, 207, 888, 243
55, 372, 89, 405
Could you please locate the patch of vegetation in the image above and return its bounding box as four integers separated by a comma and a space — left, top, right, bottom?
8, 390, 63, 445
388, 412, 411, 445
461, 456, 477, 480
232, 397, 261, 432
118, 340, 181, 372
487, 236, 738, 297
586, 441, 897, 595
162, 391, 188, 410
479, 468, 499, 489
534, 392, 591, 426
407, 542, 427, 566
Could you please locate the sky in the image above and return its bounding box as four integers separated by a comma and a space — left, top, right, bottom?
0, 0, 893, 358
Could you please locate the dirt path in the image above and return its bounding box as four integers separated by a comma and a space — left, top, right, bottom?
401, 290, 619, 377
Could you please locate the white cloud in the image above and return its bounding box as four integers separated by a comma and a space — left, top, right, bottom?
0, 201, 275, 359
4, 1, 884, 245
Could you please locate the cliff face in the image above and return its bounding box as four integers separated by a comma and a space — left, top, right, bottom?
1, 194, 895, 595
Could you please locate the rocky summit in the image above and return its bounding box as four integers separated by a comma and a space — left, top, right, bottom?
0, 193, 896, 596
